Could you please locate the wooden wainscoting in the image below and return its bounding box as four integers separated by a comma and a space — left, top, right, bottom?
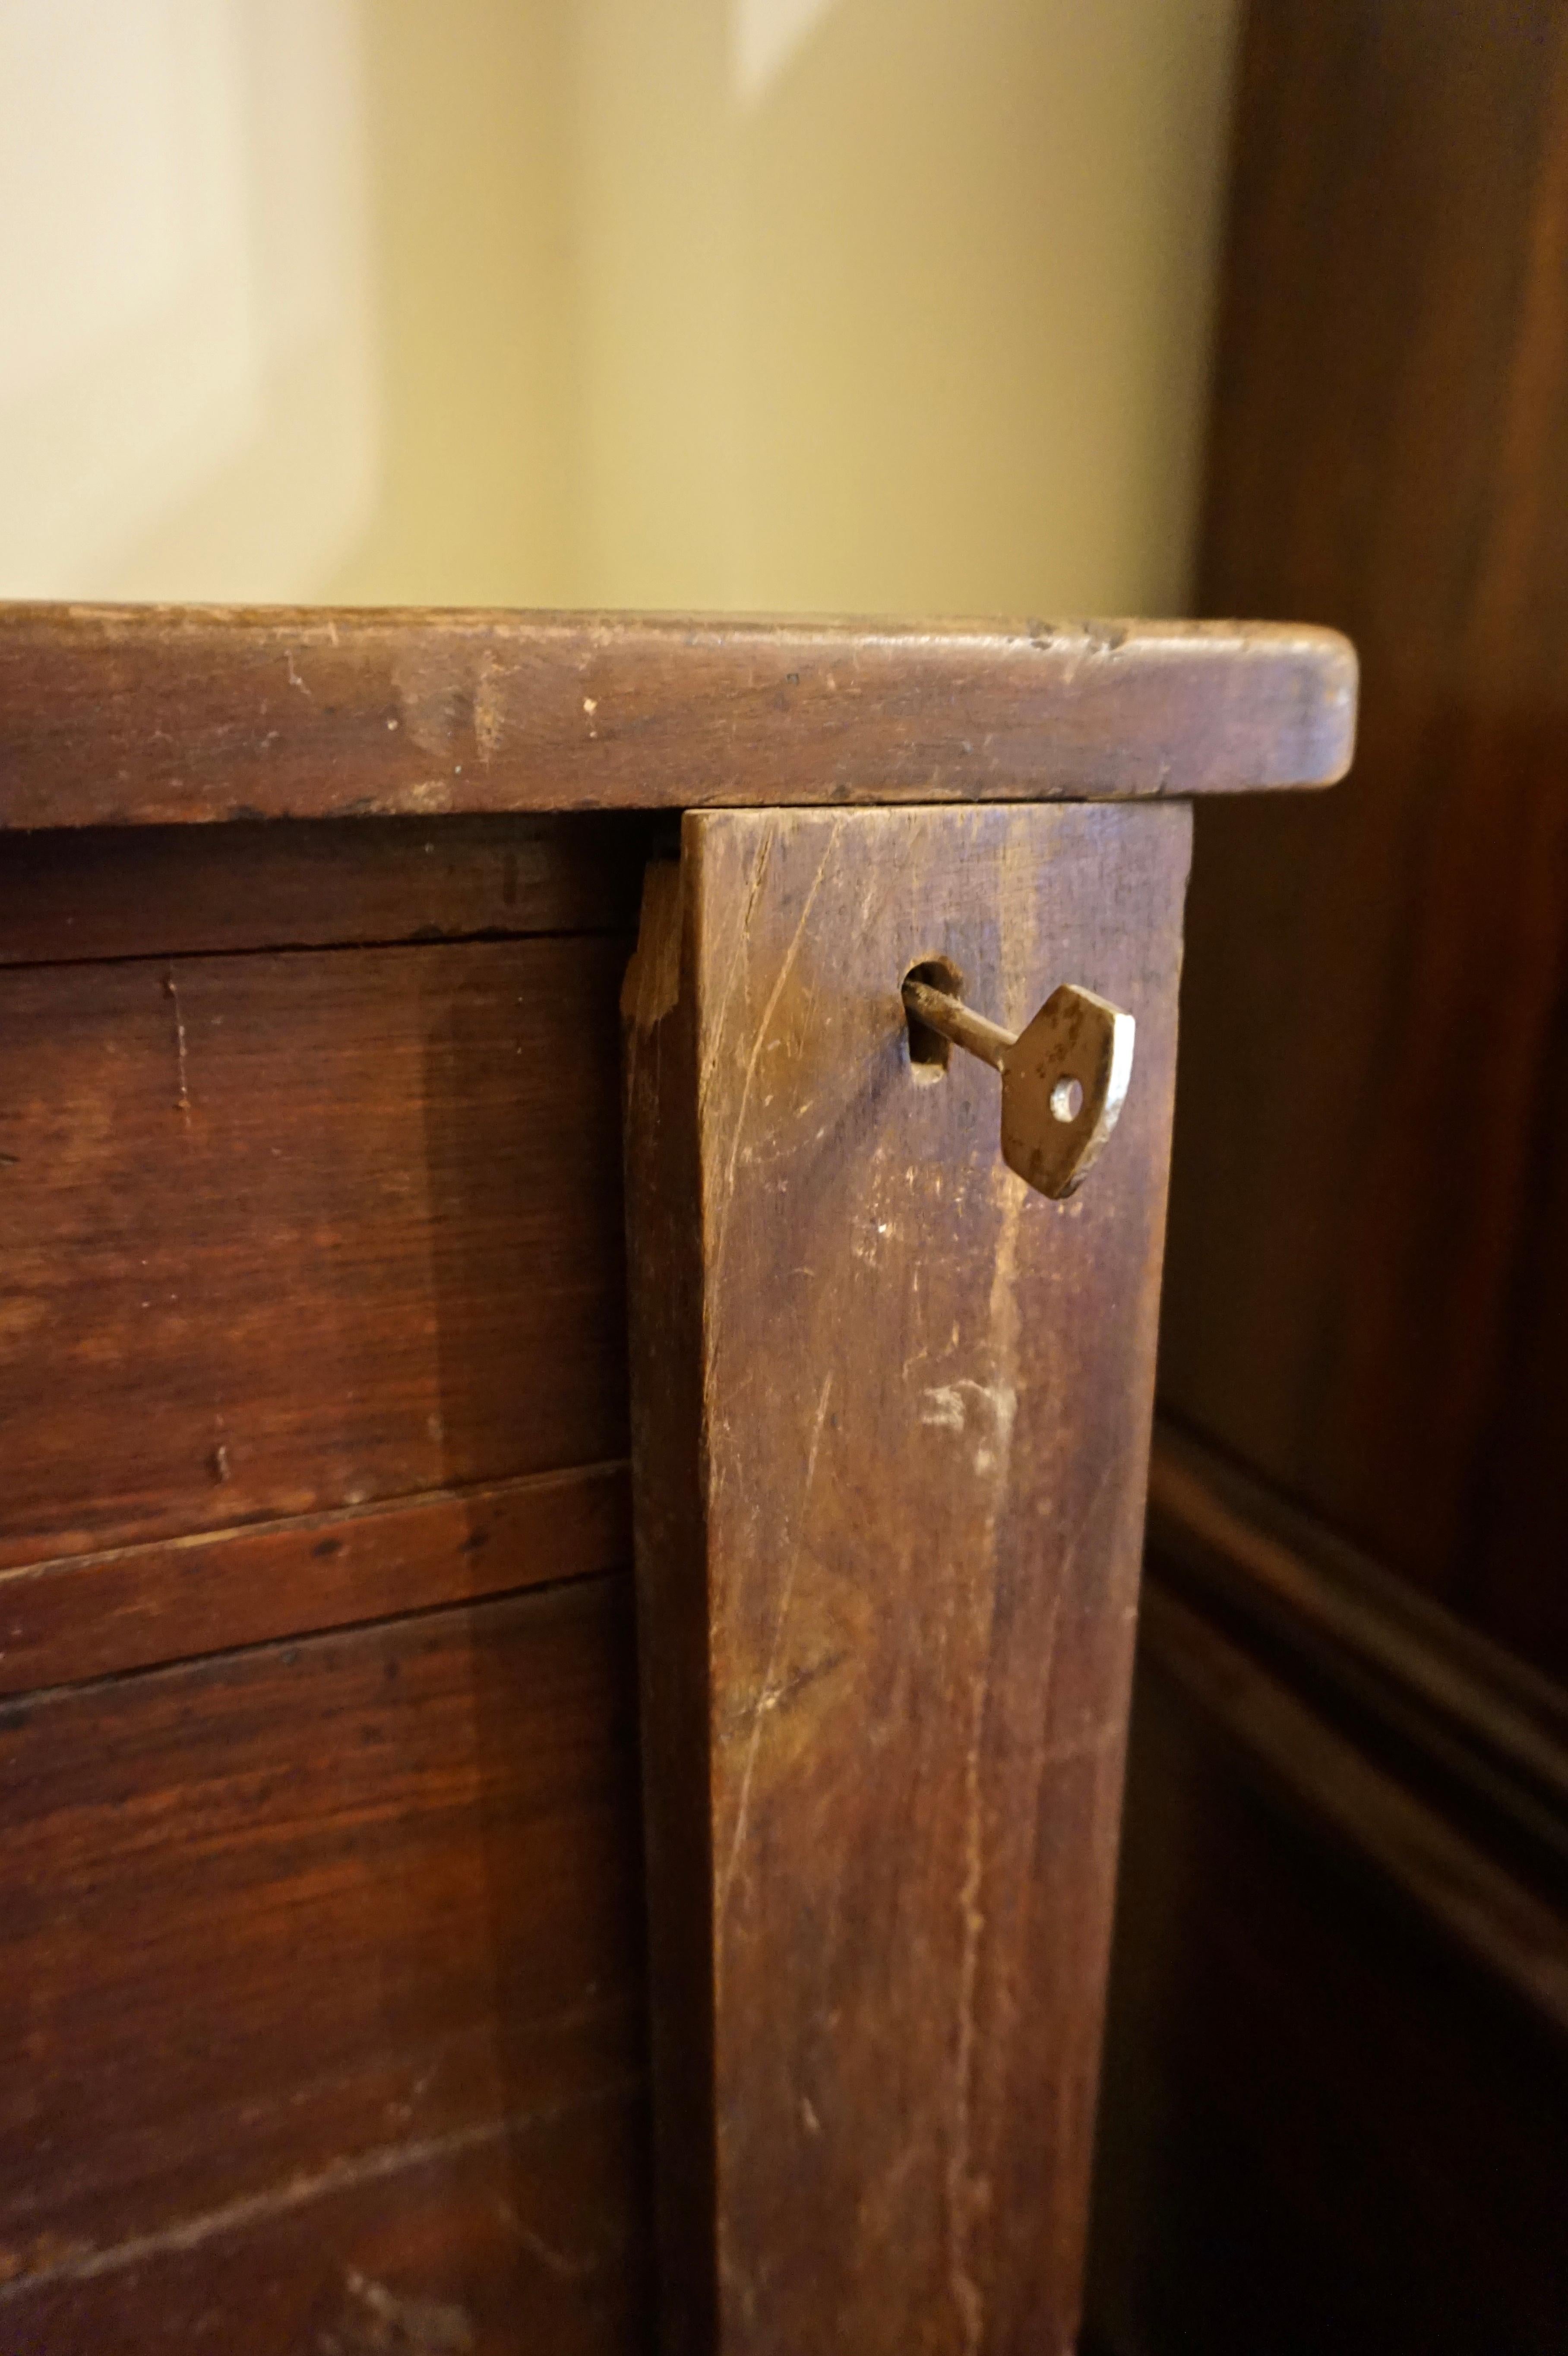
1087, 1422, 1568, 2356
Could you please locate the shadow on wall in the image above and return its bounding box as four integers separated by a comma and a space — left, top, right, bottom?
0, 0, 377, 601
0, 0, 1241, 617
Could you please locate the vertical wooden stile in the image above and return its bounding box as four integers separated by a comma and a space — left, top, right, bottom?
623, 804, 1192, 2355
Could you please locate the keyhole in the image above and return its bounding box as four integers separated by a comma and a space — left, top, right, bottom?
902, 956, 964, 1079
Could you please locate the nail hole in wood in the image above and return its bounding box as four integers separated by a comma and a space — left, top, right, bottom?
902, 956, 963, 1080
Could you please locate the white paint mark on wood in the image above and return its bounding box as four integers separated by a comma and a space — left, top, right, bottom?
474, 651, 504, 760
163, 969, 191, 1119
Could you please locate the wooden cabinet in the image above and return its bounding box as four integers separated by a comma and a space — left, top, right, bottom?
0, 606, 1351, 2353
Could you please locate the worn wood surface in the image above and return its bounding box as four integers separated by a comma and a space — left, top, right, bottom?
0, 812, 646, 967
4, 2098, 654, 2356
0, 816, 652, 2351
1161, 0, 1568, 1674
0, 1459, 630, 1697
0, 1576, 651, 2345
0, 934, 629, 1566
624, 804, 1190, 2354
0, 607, 1354, 828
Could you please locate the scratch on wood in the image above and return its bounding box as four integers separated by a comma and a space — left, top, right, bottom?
1009, 1449, 1116, 1922
718, 1369, 835, 1928
163, 969, 191, 1119
0, 2084, 635, 2301
946, 1172, 1024, 2356
517, 2224, 596, 2281
710, 819, 842, 1279
698, 824, 773, 1124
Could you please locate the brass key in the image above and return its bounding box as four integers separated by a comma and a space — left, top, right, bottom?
901, 973, 1135, 1200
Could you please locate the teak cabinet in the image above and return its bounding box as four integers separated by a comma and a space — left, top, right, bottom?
0, 606, 1353, 2355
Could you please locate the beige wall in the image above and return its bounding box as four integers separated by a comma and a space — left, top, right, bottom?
569, 0, 1240, 616
329, 0, 581, 607
0, 0, 1240, 619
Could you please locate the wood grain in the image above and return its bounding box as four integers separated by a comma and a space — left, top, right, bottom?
0, 809, 656, 2351
0, 606, 1355, 828
0, 1576, 646, 2315
0, 2094, 654, 2356
1138, 1578, 1568, 2031
1163, 0, 1568, 1671
1146, 1425, 1568, 1844
623, 804, 1190, 2354
0, 812, 647, 967
1088, 1577, 1568, 2356
1094, 14, 1568, 2346
0, 1458, 630, 1697
0, 934, 629, 1566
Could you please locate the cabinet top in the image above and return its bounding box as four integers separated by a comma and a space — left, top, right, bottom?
0, 604, 1355, 827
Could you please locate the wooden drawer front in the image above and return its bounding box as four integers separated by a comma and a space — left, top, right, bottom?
0, 934, 629, 1570
0, 818, 652, 2352
0, 1580, 651, 2349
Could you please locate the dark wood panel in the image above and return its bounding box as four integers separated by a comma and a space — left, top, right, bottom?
1089, 1429, 1568, 2356
0, 813, 648, 966
0, 1575, 646, 2302
0, 2093, 653, 2356
0, 1459, 630, 1697
1147, 1426, 1568, 1853
1136, 1578, 1568, 2030
624, 805, 1191, 2355
1087, 1592, 1568, 2356
1165, 0, 1568, 1667
1109, 13, 1568, 2348
1470, 984, 1568, 1666
0, 605, 1355, 826
0, 934, 629, 1566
